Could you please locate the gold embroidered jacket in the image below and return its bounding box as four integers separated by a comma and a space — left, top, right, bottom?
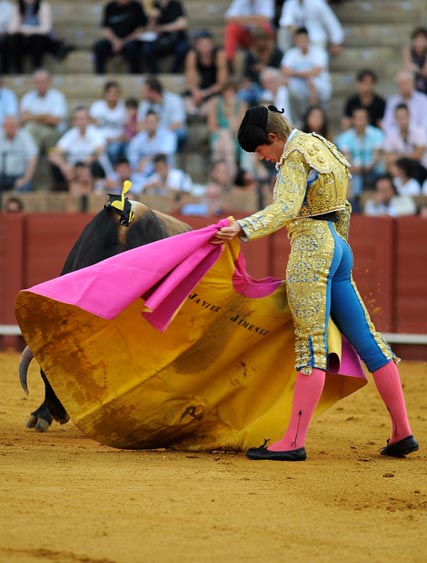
238, 131, 352, 240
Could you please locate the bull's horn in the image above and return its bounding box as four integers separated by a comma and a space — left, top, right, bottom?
19, 346, 34, 395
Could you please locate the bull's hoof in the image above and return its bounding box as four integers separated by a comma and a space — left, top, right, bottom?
26, 405, 53, 432
25, 414, 37, 429
57, 413, 70, 425
35, 418, 52, 432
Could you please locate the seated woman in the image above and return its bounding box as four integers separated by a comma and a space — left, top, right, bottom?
301, 105, 333, 141
183, 30, 228, 119
207, 78, 248, 180
402, 26, 427, 95
7, 0, 52, 73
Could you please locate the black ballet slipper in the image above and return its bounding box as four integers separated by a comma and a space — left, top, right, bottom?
380, 435, 419, 458
246, 445, 307, 461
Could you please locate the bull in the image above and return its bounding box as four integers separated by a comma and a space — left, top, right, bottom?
19, 193, 191, 432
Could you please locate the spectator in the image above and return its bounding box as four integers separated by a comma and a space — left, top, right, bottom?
278, 0, 344, 55
207, 78, 248, 180
105, 157, 135, 196
127, 110, 177, 181
389, 157, 422, 197
382, 69, 427, 135
0, 0, 13, 73
335, 107, 385, 209
238, 26, 284, 106
140, 153, 192, 198
137, 77, 187, 151
342, 69, 386, 131
20, 68, 67, 155
89, 80, 127, 166
2, 194, 24, 211
0, 74, 18, 126
122, 97, 139, 144
93, 0, 147, 75
384, 103, 427, 171
7, 0, 52, 73
0, 115, 38, 192
402, 26, 427, 95
141, 0, 190, 74
183, 30, 228, 119
258, 66, 293, 123
363, 174, 417, 217
280, 26, 331, 125
48, 106, 107, 191
68, 161, 95, 196
224, 0, 275, 71
301, 104, 332, 141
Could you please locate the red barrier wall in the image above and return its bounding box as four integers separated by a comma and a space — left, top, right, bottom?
394, 217, 427, 334
1, 213, 427, 358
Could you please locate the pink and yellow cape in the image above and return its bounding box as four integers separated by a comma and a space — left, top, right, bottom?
15, 219, 367, 451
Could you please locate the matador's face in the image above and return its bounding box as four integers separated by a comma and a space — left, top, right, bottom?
255, 136, 284, 163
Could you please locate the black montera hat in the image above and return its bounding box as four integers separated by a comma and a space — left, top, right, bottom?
237, 105, 285, 153
237, 106, 269, 153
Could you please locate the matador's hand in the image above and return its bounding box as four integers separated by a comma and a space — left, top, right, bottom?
210, 221, 243, 245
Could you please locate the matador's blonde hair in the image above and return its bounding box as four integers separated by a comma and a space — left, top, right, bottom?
265, 109, 293, 142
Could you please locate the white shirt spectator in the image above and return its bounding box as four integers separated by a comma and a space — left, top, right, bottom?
281, 44, 331, 102
0, 127, 38, 176
422, 179, 427, 195
364, 195, 417, 217
0, 86, 18, 125
279, 0, 343, 49
384, 124, 427, 169
57, 124, 105, 166
393, 177, 421, 197
383, 90, 427, 134
20, 87, 68, 132
137, 91, 186, 132
89, 98, 127, 143
8, 0, 51, 34
225, 0, 274, 20
128, 128, 177, 171
141, 168, 192, 195
0, 1, 13, 34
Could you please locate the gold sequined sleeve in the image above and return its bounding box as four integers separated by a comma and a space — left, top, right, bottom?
335, 200, 352, 241
237, 152, 309, 241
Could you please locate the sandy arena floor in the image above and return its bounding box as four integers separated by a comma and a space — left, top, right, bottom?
0, 351, 426, 563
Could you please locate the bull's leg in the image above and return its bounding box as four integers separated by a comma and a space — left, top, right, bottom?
26, 371, 70, 432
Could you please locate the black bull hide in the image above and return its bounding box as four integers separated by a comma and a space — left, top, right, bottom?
20, 202, 191, 432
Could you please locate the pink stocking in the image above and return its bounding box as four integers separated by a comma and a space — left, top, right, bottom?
372, 360, 412, 444
268, 368, 326, 452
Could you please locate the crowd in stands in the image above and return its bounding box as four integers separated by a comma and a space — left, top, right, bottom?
1, 0, 427, 218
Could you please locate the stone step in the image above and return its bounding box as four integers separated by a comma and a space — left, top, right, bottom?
334, 0, 426, 23
342, 23, 414, 48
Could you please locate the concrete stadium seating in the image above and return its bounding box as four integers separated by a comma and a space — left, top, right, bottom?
2, 0, 427, 191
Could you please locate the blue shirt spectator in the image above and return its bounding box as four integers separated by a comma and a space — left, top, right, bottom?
335, 107, 385, 204
0, 77, 18, 126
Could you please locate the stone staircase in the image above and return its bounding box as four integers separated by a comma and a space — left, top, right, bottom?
3, 0, 427, 191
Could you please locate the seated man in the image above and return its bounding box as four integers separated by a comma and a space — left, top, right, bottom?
93, 0, 147, 74
137, 77, 187, 151
0, 115, 38, 192
127, 110, 177, 183
20, 69, 67, 155
48, 106, 107, 191
335, 107, 385, 210
140, 0, 190, 74
280, 27, 331, 125
364, 173, 417, 217
342, 69, 386, 130
139, 152, 192, 198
